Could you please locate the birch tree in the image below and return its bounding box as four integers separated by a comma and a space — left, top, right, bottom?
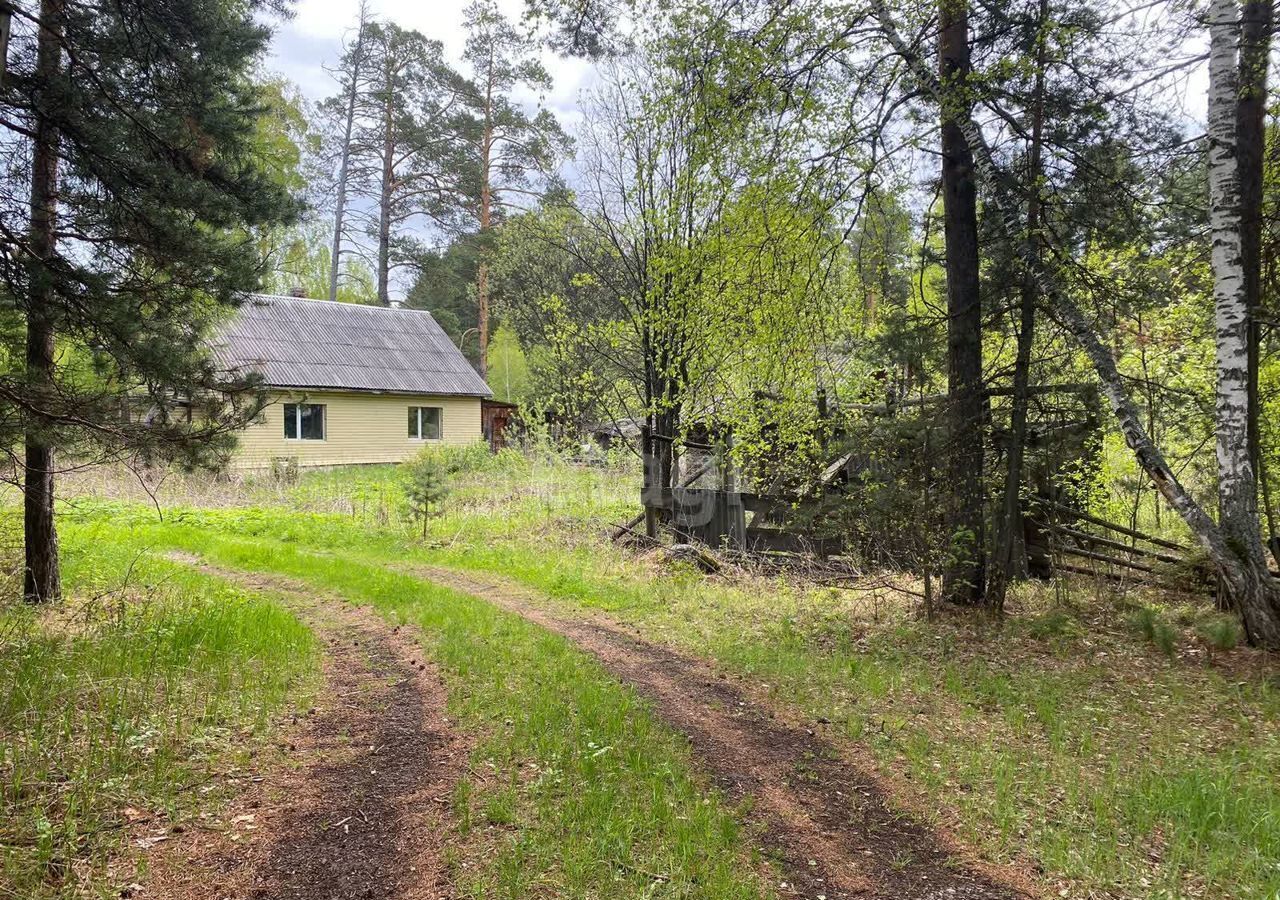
1207, 0, 1280, 642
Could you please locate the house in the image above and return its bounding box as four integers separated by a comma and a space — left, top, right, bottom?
212, 293, 491, 468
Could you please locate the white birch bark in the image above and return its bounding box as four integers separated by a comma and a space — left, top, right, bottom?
1209, 0, 1252, 521
1208, 0, 1261, 532
1205, 0, 1280, 645
868, 0, 1280, 646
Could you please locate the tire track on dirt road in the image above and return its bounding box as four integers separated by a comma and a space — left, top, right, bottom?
412, 564, 1038, 900
139, 559, 470, 900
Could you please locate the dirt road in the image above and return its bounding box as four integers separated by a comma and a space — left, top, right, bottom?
141, 555, 1033, 900
140, 562, 469, 900
415, 565, 1036, 900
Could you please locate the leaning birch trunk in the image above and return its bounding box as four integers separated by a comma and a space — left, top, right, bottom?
328, 7, 368, 303
869, 0, 1280, 647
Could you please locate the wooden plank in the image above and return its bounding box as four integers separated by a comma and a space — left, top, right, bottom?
740, 493, 793, 518
1051, 543, 1155, 574
1052, 562, 1215, 594
818, 452, 853, 485
648, 431, 714, 452
746, 527, 843, 556
1047, 523, 1185, 565
1042, 501, 1190, 552
1053, 561, 1131, 581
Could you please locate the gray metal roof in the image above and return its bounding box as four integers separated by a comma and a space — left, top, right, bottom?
212, 294, 492, 397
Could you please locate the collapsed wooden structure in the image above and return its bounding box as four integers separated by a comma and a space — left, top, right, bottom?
621, 383, 1214, 593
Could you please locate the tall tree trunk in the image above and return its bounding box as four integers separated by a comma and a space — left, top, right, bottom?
376, 83, 394, 307
328, 4, 368, 303
939, 0, 987, 606
1239, 0, 1273, 563
476, 121, 492, 377
1209, 0, 1280, 644
990, 0, 1049, 611
476, 59, 495, 379
872, 0, 1280, 647
24, 0, 63, 604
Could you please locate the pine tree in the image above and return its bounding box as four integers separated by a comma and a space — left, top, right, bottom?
321, 2, 374, 303
460, 0, 568, 376
0, 0, 301, 601
346, 23, 471, 306
938, 0, 987, 605
401, 450, 450, 538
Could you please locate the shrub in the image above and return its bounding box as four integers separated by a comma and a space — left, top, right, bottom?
407, 442, 530, 478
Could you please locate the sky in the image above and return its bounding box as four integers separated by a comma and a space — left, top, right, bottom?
263, 0, 594, 127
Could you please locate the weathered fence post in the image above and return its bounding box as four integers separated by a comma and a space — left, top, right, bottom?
722, 431, 746, 550
642, 424, 658, 540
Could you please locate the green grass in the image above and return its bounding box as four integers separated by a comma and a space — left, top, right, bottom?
0, 517, 318, 899
74, 514, 772, 898
58, 460, 1280, 899
438, 544, 1280, 899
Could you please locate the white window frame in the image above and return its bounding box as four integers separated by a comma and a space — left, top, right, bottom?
409, 405, 443, 441
283, 402, 326, 441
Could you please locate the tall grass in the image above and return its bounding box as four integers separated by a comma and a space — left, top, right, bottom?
1, 519, 317, 898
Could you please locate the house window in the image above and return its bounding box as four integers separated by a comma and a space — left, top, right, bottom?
284, 403, 325, 440
408, 406, 442, 440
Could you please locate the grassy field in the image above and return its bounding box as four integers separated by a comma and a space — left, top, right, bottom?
4, 458, 778, 899
58, 449, 1280, 900
116, 520, 773, 898
0, 516, 319, 898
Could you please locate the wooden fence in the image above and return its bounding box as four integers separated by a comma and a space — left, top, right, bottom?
626, 428, 1219, 590
1029, 500, 1213, 593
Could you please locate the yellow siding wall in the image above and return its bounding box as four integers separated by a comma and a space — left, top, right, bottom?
232, 390, 483, 469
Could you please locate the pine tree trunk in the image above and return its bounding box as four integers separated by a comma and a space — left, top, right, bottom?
477, 120, 491, 377
24, 0, 64, 604
476, 257, 490, 376
328, 7, 368, 303
990, 0, 1048, 611
871, 0, 1280, 647
376, 84, 394, 307
939, 0, 987, 606
476, 60, 495, 379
